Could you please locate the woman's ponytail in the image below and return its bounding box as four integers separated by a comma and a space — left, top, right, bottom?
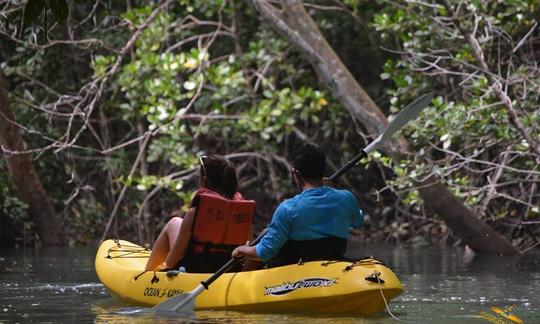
221, 161, 238, 198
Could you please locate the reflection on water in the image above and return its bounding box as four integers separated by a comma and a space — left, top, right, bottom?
0, 243, 539, 323
93, 307, 390, 323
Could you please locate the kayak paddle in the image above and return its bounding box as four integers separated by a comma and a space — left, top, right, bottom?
152, 92, 433, 313
330, 92, 433, 180
152, 232, 265, 313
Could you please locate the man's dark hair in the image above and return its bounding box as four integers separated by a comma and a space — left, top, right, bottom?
292, 143, 326, 181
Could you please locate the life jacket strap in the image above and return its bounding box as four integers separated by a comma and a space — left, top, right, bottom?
191, 240, 238, 253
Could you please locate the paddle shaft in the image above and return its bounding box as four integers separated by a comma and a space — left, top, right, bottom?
329, 150, 367, 181
200, 231, 265, 289
202, 92, 434, 289
329, 92, 433, 182
152, 93, 432, 313
152, 232, 266, 312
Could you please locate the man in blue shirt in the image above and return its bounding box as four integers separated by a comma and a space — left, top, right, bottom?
232, 143, 364, 266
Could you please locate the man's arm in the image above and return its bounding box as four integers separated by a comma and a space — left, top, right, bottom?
345, 190, 364, 228
232, 203, 291, 262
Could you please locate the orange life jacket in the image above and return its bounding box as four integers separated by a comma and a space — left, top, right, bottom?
188, 188, 255, 254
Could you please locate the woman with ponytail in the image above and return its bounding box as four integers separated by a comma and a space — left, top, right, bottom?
145, 155, 255, 272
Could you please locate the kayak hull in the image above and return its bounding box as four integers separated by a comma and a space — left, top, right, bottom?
95, 239, 403, 314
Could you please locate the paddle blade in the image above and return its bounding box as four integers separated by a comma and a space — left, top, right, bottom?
152, 291, 196, 313
364, 92, 433, 155
380, 92, 433, 142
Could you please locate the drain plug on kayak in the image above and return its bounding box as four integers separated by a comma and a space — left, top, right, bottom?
365, 270, 385, 284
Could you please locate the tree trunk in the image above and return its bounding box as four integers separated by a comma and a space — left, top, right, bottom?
0, 213, 18, 246
250, 0, 516, 255
0, 73, 65, 246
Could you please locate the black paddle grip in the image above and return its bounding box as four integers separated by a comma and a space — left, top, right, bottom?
329, 150, 367, 182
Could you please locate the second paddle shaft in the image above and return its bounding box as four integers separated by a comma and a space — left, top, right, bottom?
212, 92, 435, 285
200, 231, 265, 289
329, 150, 367, 181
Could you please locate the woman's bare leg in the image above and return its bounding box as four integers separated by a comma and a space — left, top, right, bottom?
145, 217, 183, 271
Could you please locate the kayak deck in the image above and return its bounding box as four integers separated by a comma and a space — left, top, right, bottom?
96, 239, 403, 314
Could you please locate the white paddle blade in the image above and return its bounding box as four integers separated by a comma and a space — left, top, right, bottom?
152, 291, 196, 313
152, 284, 206, 313
379, 92, 433, 142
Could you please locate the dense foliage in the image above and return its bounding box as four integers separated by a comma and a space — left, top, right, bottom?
0, 0, 538, 249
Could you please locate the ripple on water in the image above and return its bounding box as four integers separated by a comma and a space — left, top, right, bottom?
26, 283, 104, 291
1, 244, 539, 323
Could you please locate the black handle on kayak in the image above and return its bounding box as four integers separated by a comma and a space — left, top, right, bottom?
200, 231, 265, 289
329, 150, 367, 182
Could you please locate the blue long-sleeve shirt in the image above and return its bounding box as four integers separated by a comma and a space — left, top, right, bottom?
255, 186, 364, 261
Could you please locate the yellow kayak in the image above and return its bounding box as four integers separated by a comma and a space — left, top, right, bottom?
95, 239, 404, 314
490, 306, 523, 324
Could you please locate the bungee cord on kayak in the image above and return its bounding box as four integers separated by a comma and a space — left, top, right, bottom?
107, 240, 392, 277
105, 241, 151, 259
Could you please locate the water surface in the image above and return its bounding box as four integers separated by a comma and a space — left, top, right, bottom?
1, 243, 538, 323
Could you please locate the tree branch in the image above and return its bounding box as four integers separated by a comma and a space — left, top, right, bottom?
439, 0, 540, 157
